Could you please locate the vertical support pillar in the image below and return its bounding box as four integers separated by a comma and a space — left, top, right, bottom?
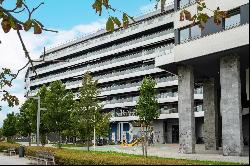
153, 120, 165, 144
220, 55, 243, 156
203, 78, 219, 150
178, 65, 195, 154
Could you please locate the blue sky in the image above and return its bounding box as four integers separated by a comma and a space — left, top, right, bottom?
0, 0, 157, 126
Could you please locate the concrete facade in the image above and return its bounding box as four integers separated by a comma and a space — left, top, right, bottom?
178, 65, 195, 154
220, 55, 244, 156
203, 78, 219, 150
153, 120, 165, 144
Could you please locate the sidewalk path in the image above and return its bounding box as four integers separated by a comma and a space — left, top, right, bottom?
0, 153, 31, 165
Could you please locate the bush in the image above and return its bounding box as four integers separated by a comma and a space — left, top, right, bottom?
0, 142, 243, 165
22, 146, 242, 165
0, 142, 20, 153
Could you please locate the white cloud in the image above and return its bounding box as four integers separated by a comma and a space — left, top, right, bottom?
0, 111, 7, 127
139, 3, 156, 15
0, 19, 105, 127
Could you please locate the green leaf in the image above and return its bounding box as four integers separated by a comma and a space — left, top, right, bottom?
106, 17, 114, 32
16, 0, 23, 8
1, 17, 11, 33
112, 17, 121, 28
23, 19, 32, 31
33, 20, 42, 34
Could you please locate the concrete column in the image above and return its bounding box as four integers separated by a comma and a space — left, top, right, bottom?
220, 55, 243, 156
203, 78, 219, 150
153, 120, 165, 144
178, 65, 195, 154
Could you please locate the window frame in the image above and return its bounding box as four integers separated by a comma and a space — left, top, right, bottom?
223, 8, 241, 30
177, 0, 197, 10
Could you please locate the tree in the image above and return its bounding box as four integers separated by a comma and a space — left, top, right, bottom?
136, 76, 159, 157
0, 127, 3, 140
73, 72, 106, 151
95, 112, 111, 140
45, 81, 74, 148
2, 112, 17, 142
16, 99, 35, 146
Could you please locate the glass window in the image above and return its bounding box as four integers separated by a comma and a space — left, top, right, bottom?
180, 28, 190, 43
178, 0, 189, 9
225, 13, 241, 29
190, 25, 201, 39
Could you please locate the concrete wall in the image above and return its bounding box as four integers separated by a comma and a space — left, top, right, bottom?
174, 0, 249, 29
241, 3, 249, 24
174, 24, 249, 63
153, 120, 165, 144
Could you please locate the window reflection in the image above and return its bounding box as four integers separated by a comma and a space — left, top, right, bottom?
225, 13, 241, 29
190, 25, 201, 39
179, 0, 189, 9
180, 28, 189, 43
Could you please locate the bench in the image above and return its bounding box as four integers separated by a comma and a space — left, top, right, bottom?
26, 151, 55, 165
2, 148, 16, 156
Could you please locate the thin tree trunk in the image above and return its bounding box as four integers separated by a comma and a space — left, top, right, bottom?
28, 133, 31, 146
145, 126, 148, 158
141, 124, 145, 156
74, 136, 76, 146
58, 131, 62, 149
87, 124, 90, 151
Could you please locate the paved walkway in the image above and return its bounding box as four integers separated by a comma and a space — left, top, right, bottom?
66, 144, 249, 164
0, 153, 32, 165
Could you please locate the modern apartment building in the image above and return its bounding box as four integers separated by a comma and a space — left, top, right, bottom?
25, 0, 249, 156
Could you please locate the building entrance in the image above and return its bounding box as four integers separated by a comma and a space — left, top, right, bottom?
172, 125, 179, 143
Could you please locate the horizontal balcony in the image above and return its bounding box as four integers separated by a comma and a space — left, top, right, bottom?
99, 79, 178, 97
31, 45, 173, 85
31, 29, 174, 77
110, 111, 204, 122
102, 93, 203, 109
30, 33, 174, 86
34, 11, 174, 66
157, 24, 249, 67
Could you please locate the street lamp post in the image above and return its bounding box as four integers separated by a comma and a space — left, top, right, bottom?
28, 95, 47, 146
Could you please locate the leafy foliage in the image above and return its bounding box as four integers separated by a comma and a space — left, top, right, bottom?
136, 76, 159, 126
0, 68, 19, 110
45, 81, 74, 147
7, 144, 241, 165
136, 76, 159, 157
16, 98, 37, 146
2, 112, 17, 141
0, 0, 45, 34
180, 0, 229, 29
72, 72, 109, 150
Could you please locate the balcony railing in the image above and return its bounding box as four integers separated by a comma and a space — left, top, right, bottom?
34, 12, 174, 65
111, 104, 203, 118
31, 29, 174, 76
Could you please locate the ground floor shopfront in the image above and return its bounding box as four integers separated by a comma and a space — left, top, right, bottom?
109, 114, 249, 146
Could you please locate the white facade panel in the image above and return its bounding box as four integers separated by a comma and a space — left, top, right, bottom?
172, 24, 249, 64
174, 0, 249, 29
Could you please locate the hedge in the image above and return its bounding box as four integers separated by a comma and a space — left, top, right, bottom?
0, 142, 244, 165
0, 142, 20, 152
